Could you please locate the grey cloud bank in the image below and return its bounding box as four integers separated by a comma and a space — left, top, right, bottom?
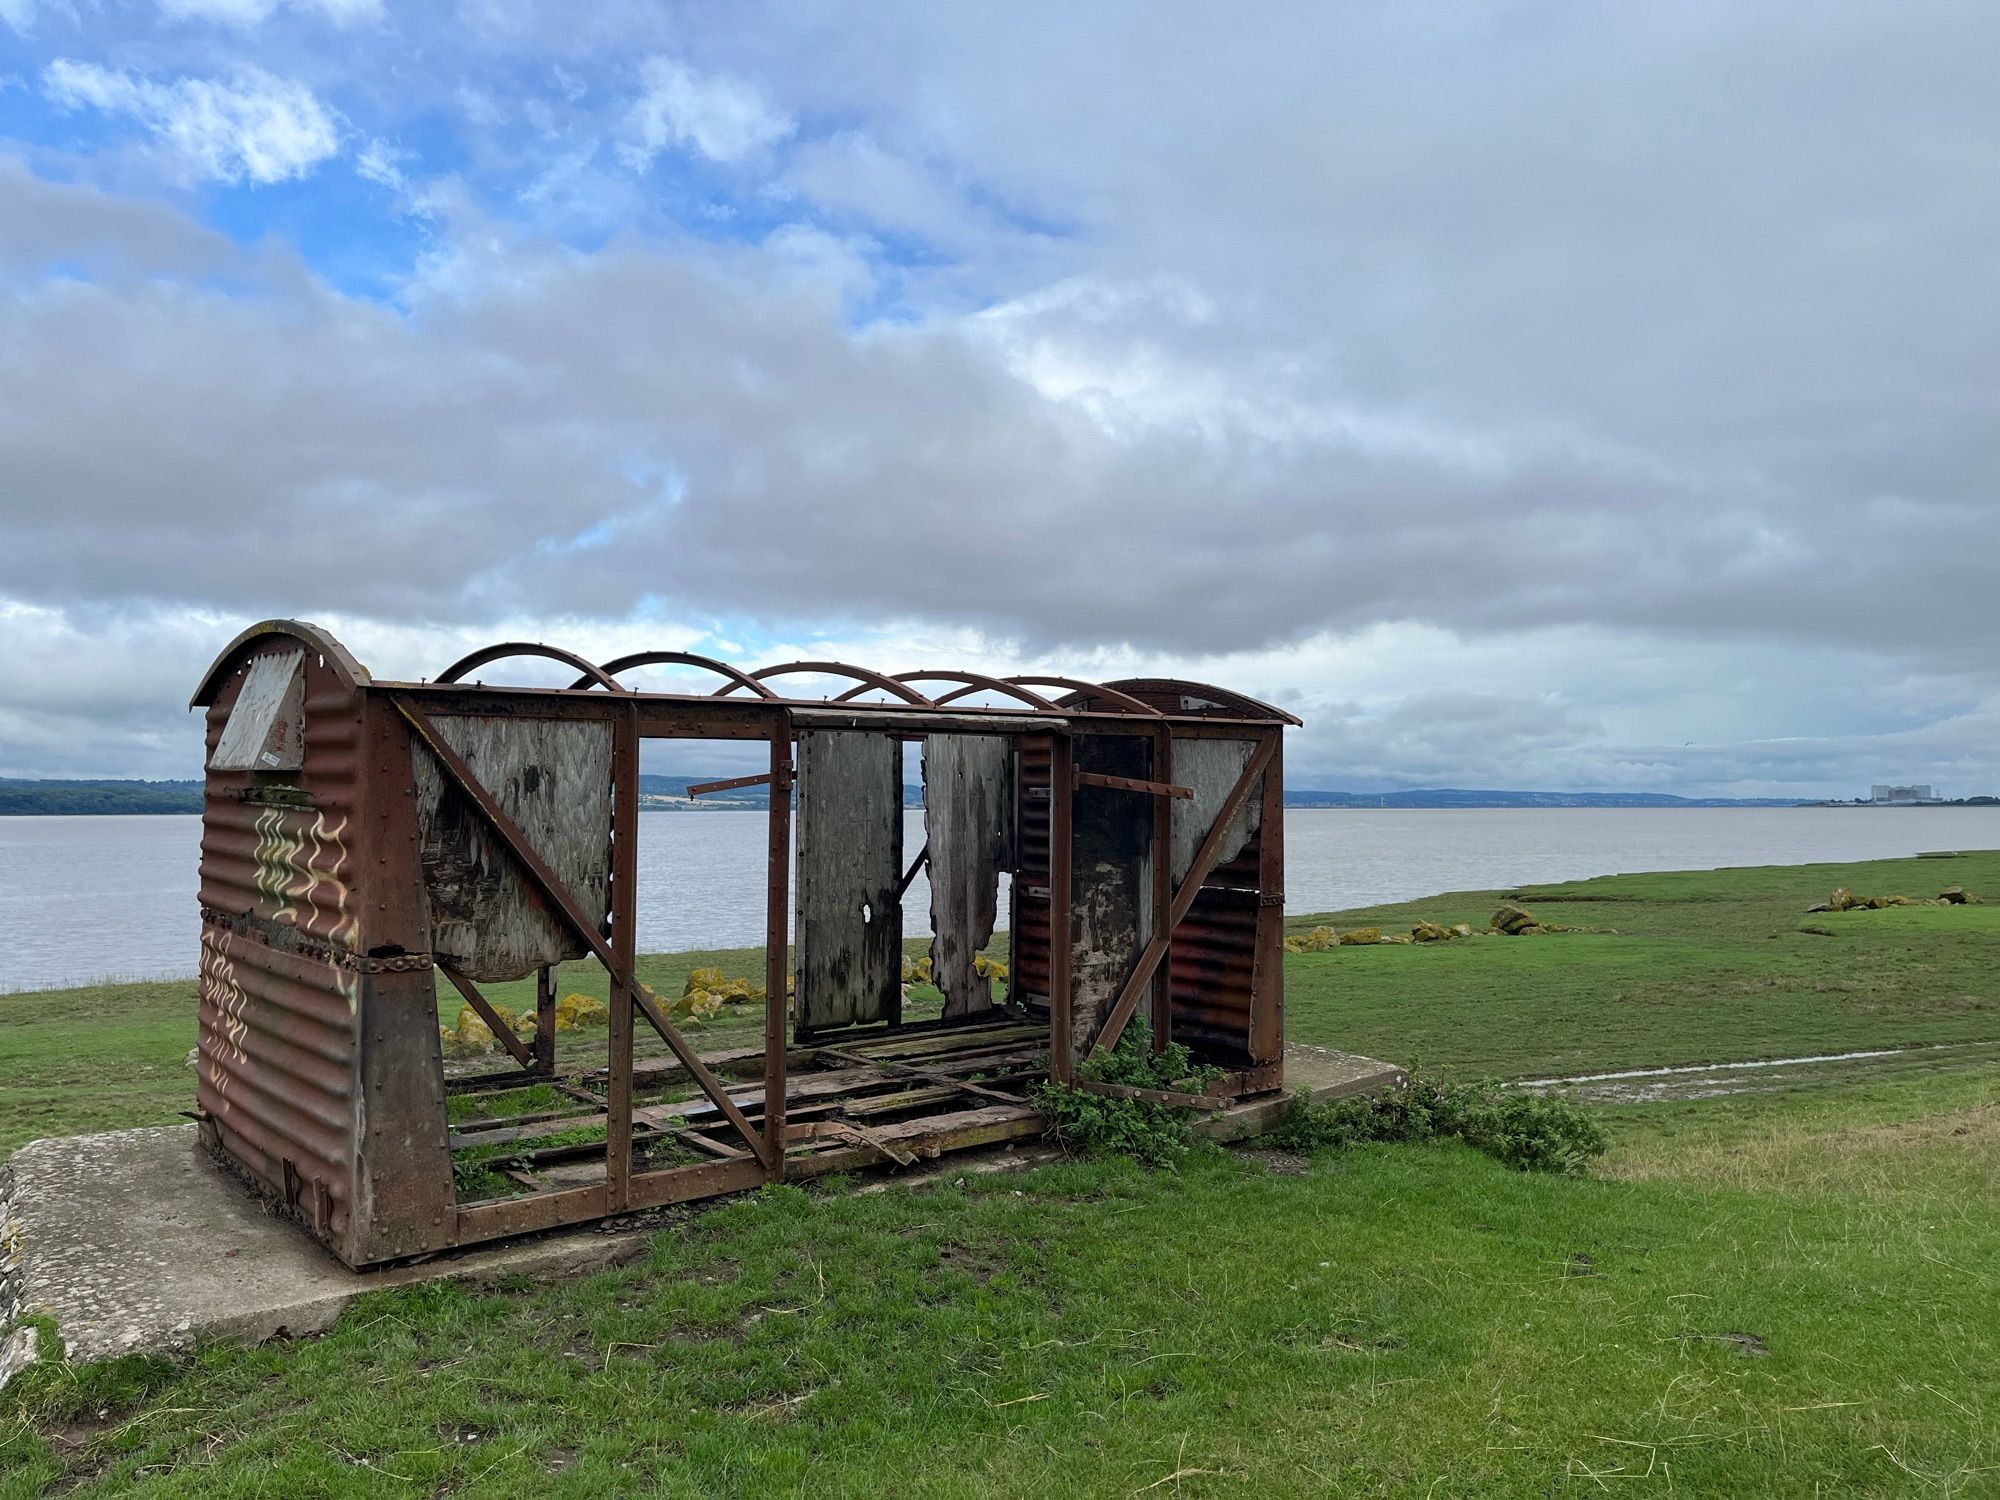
0, 1, 1995, 799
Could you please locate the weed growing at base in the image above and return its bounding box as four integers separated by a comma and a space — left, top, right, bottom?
1031, 1021, 1221, 1169
1273, 1070, 1608, 1173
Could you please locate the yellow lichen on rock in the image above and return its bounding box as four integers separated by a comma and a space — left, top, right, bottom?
554, 993, 608, 1030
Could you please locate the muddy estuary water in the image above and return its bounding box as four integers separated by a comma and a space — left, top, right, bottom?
5, 805, 1998, 993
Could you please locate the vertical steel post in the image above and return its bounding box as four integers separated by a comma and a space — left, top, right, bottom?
1250, 728, 1287, 1067
1048, 731, 1075, 1083
534, 964, 556, 1076
607, 703, 639, 1211
1150, 724, 1173, 1052
763, 715, 793, 1178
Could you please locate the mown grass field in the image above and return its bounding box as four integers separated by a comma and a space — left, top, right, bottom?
3, 851, 1997, 1494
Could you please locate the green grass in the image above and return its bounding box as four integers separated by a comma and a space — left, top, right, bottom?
3, 852, 1998, 1494
4, 1074, 1995, 1496
1283, 850, 2000, 1078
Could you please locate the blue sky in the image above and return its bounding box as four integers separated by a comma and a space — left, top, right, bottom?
1, 1, 1996, 795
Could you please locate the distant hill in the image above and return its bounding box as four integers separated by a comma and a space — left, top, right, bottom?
1286, 788, 1806, 809
0, 776, 1811, 815
0, 778, 205, 814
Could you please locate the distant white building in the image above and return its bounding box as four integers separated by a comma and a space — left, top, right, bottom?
1870, 784, 1937, 804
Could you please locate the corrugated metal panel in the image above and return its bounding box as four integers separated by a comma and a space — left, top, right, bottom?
1170, 826, 1262, 1064
196, 642, 365, 1253
196, 924, 356, 1238
1009, 735, 1053, 1002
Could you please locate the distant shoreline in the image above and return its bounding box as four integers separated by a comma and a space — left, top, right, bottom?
6, 775, 1994, 816
2, 776, 1969, 815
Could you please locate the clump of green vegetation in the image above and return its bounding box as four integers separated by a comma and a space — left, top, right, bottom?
451, 1123, 609, 1202
1272, 1069, 1607, 1174
1032, 1021, 1221, 1169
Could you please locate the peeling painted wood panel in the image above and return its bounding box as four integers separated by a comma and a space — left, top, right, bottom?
795, 731, 903, 1032
1069, 735, 1154, 1059
1170, 738, 1263, 885
412, 715, 613, 982
210, 650, 306, 772
924, 735, 1012, 1018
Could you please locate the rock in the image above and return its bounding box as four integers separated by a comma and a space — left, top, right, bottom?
1409, 920, 1452, 943
1826, 887, 1857, 912
1450, 923, 1475, 938
1804, 902, 1831, 914
1939, 886, 1978, 904
1338, 926, 1382, 946
184, 1046, 199, 1069
1490, 905, 1540, 935
0, 1326, 38, 1397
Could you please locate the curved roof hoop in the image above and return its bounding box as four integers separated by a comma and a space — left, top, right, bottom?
1007, 675, 1164, 716
1101, 677, 1303, 726
839, 671, 1061, 713
575, 650, 780, 698
714, 662, 937, 707
435, 642, 626, 692
190, 619, 370, 708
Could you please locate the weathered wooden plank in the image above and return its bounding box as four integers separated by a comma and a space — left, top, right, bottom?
786, 1103, 1045, 1176
1068, 735, 1155, 1063
923, 734, 1012, 1017
1170, 737, 1262, 883
411, 714, 613, 982
210, 649, 305, 771
795, 730, 903, 1031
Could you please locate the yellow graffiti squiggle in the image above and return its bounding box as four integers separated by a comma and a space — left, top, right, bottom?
198, 927, 249, 1119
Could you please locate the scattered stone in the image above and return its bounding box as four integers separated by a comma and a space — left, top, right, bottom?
1450, 923, 1475, 938
1490, 905, 1541, 935
1938, 886, 1979, 904
0, 1325, 38, 1396
1409, 920, 1453, 943
1679, 1329, 1769, 1358
1284, 925, 1339, 954
1338, 926, 1382, 946
184, 1046, 200, 1069
1813, 887, 1927, 913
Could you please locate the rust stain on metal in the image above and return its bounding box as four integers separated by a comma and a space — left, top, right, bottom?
190, 622, 1298, 1266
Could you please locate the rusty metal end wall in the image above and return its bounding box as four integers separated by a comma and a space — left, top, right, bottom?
196, 638, 367, 1259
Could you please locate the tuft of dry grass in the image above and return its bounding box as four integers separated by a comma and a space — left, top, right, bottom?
1602, 1091, 1999, 1203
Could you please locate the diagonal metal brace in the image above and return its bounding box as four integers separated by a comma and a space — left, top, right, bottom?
393, 695, 774, 1167
1085, 734, 1278, 1059
438, 962, 535, 1069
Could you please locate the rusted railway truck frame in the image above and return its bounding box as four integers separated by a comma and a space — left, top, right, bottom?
191, 621, 1298, 1267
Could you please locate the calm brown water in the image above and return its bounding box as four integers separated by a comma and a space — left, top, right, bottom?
4, 807, 1997, 993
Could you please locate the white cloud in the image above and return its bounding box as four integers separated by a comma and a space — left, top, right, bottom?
43, 60, 342, 185
154, 0, 382, 26
354, 137, 409, 193
620, 55, 793, 168
0, 0, 42, 35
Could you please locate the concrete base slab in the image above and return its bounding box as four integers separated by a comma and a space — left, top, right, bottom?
1198, 1046, 1405, 1142
3, 1049, 1400, 1368
6, 1127, 654, 1365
